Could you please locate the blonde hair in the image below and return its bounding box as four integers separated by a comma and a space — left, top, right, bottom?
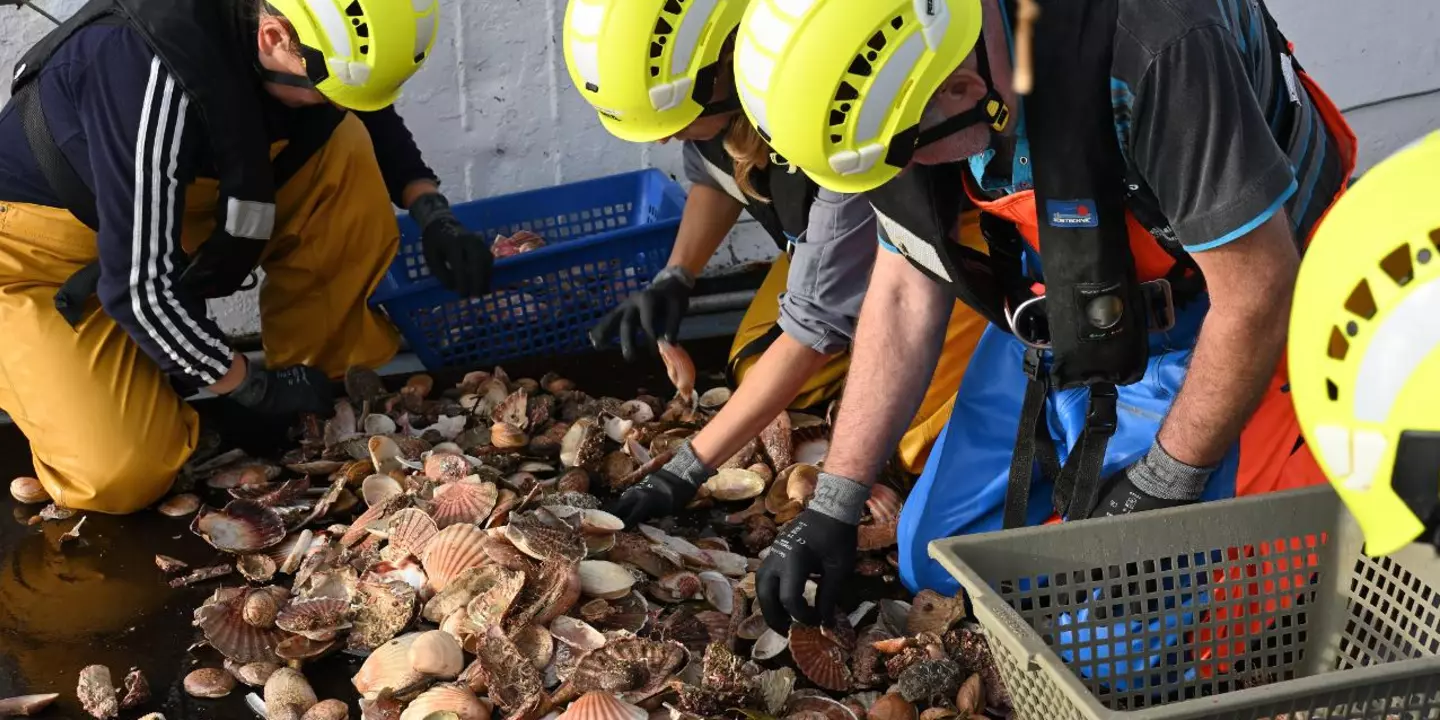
723, 114, 772, 203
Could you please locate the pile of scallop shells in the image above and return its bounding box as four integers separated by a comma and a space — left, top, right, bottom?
143, 343, 1009, 720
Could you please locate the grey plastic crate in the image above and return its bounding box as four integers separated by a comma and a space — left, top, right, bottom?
929, 487, 1440, 720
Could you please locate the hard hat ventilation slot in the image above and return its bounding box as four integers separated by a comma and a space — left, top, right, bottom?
834, 82, 859, 102
1345, 280, 1377, 320
345, 0, 363, 16
891, 16, 904, 29
355, 23, 368, 37
655, 18, 673, 34
1328, 327, 1349, 361
1430, 227, 1440, 250
1380, 245, 1415, 287
1326, 379, 1339, 402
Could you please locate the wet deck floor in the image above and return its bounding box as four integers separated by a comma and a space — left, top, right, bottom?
0, 337, 734, 718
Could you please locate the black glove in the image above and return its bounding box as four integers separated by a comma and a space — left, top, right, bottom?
227, 362, 335, 418
757, 472, 867, 633
589, 266, 695, 361
607, 441, 714, 528
410, 192, 495, 298
1096, 440, 1214, 517
179, 229, 265, 300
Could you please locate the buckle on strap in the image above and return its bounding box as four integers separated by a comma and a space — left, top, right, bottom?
1005, 278, 1178, 350
1085, 384, 1119, 436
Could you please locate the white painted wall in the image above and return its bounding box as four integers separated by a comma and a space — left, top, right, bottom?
2, 0, 1437, 337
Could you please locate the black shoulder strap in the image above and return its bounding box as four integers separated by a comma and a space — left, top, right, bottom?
16, 81, 99, 230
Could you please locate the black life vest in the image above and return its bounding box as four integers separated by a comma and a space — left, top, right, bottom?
692, 132, 817, 249
12, 0, 278, 242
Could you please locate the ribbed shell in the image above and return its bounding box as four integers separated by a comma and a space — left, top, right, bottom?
275, 598, 352, 639
275, 635, 337, 660
480, 531, 533, 572
194, 588, 284, 663
431, 481, 499, 529
557, 692, 646, 720
386, 508, 439, 557
399, 683, 492, 720
789, 625, 853, 692
191, 500, 286, 553
760, 411, 794, 471
858, 521, 899, 551
866, 484, 903, 524
493, 389, 529, 429
423, 524, 491, 593
577, 592, 649, 634
512, 623, 554, 670
473, 625, 543, 712
569, 639, 687, 702
506, 515, 585, 563
341, 495, 402, 547
504, 558, 579, 629
425, 453, 472, 483
424, 565, 522, 626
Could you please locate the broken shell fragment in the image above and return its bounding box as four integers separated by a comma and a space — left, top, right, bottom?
155, 554, 188, 573
265, 667, 318, 718
158, 493, 201, 517
703, 468, 766, 501
0, 693, 60, 717
558, 692, 647, 720
184, 668, 237, 698
399, 684, 492, 720
361, 474, 404, 508
410, 630, 465, 679
579, 560, 636, 599
77, 665, 118, 720
237, 554, 277, 583
192, 500, 286, 553
350, 580, 418, 652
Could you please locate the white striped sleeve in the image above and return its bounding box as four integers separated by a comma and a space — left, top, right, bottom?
89, 50, 235, 388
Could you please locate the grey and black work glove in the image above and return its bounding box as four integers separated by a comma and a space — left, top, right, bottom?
227, 362, 335, 418
179, 229, 265, 300
411, 192, 495, 298
757, 471, 866, 633
589, 266, 695, 361
607, 441, 714, 528
1097, 439, 1217, 517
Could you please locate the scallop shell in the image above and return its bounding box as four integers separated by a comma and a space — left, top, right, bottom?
350, 580, 418, 652
234, 553, 277, 583
737, 613, 768, 641
698, 388, 731, 409
578, 560, 636, 600
276, 598, 352, 639
905, 590, 965, 636
550, 616, 606, 652
569, 638, 687, 703
410, 630, 465, 678
558, 692, 646, 720
696, 572, 733, 614
786, 464, 820, 506
657, 341, 695, 401
560, 418, 605, 471
9, 476, 49, 505
195, 588, 284, 663
616, 400, 654, 423
603, 417, 635, 444
192, 500, 287, 553
481, 532, 533, 571
184, 667, 237, 698
506, 558, 581, 629
432, 480, 500, 529
345, 365, 387, 404
243, 586, 287, 628
756, 668, 795, 716
794, 429, 830, 466
386, 508, 440, 557
399, 684, 491, 720
463, 566, 526, 628
652, 571, 702, 603
362, 474, 404, 508
368, 435, 408, 475
342, 495, 403, 547
265, 667, 318, 718
229, 661, 281, 688
276, 635, 338, 660
364, 556, 428, 595
354, 632, 429, 699
786, 691, 860, 720
506, 514, 586, 563
426, 453, 473, 483
760, 412, 793, 471
703, 468, 767, 502
302, 699, 352, 720
486, 488, 521, 529
605, 534, 679, 579
158, 493, 201, 517
491, 422, 530, 450
423, 524, 491, 593
473, 625, 543, 712
578, 592, 650, 634
751, 629, 788, 661
364, 414, 399, 436
512, 623, 555, 670
765, 468, 803, 516
858, 522, 899, 551
494, 389, 530, 429
422, 564, 520, 626
790, 625, 853, 692
866, 484, 903, 524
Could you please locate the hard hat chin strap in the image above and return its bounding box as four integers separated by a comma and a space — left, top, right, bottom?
259, 69, 316, 89
914, 30, 1012, 150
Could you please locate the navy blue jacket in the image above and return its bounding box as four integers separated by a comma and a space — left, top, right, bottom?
0, 24, 436, 389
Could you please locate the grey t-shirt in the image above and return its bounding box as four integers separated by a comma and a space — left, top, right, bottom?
683, 142, 878, 354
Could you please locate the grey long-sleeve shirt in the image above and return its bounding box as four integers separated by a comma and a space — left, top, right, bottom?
682, 142, 877, 355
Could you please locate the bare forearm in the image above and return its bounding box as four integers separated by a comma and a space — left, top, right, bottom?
668, 185, 744, 276
825, 253, 952, 485
1158, 213, 1298, 466
689, 334, 833, 467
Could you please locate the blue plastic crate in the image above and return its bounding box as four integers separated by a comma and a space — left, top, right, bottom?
370, 169, 687, 370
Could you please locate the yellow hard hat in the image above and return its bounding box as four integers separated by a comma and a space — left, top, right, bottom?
733, 0, 986, 193
1289, 130, 1440, 556
267, 0, 440, 112
563, 0, 751, 143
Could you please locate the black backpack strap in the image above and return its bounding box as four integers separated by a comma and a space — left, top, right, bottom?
17, 81, 99, 230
